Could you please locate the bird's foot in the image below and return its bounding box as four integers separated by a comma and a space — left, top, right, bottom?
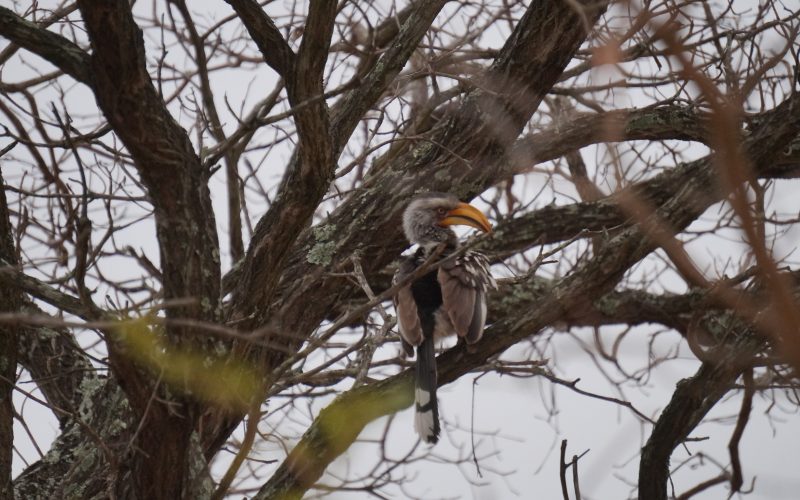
457, 336, 479, 354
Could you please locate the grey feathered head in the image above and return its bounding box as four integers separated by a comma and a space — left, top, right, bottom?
402, 193, 492, 247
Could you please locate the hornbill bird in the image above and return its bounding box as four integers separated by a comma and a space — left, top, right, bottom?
393, 193, 496, 444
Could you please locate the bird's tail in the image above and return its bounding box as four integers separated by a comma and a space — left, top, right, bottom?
414, 336, 440, 443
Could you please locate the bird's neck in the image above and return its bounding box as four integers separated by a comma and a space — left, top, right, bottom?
420, 238, 459, 256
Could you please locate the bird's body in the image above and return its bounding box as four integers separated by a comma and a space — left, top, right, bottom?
393, 193, 495, 443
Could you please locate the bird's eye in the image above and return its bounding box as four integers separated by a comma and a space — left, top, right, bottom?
436, 207, 447, 217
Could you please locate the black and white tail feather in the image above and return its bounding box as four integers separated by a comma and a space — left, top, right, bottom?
414, 336, 440, 443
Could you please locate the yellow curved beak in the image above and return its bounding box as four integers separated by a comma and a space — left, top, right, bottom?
440, 202, 492, 233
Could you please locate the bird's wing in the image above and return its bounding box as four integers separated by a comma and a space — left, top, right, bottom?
393, 257, 422, 354
438, 251, 495, 343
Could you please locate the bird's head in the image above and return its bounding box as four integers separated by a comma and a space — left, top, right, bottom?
402, 192, 492, 248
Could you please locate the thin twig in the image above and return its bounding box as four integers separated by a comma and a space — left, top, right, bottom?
211, 401, 264, 500
559, 439, 570, 500
676, 473, 729, 500
571, 454, 582, 500
471, 372, 488, 478
728, 368, 754, 495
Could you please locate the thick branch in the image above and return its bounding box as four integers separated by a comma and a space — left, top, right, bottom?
0, 260, 102, 321
227, 2, 337, 319
76, 2, 221, 497
254, 374, 414, 500
13, 371, 212, 499
0, 7, 93, 86
505, 105, 710, 177
13, 375, 123, 499
0, 262, 120, 423
484, 151, 800, 260
487, 94, 800, 258
225, 0, 296, 77
76, 1, 220, 334
16, 310, 95, 424
637, 362, 741, 500
0, 167, 18, 500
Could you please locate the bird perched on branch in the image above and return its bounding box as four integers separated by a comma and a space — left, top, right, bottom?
393, 193, 496, 444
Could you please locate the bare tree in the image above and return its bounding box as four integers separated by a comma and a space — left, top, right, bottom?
1, 0, 799, 498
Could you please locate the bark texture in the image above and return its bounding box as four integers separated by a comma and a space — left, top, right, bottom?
0, 170, 18, 500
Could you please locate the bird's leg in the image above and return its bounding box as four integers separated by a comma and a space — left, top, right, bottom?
401, 338, 415, 358
456, 336, 480, 355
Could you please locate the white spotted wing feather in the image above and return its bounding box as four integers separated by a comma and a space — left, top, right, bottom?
393, 257, 422, 354
437, 251, 496, 343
